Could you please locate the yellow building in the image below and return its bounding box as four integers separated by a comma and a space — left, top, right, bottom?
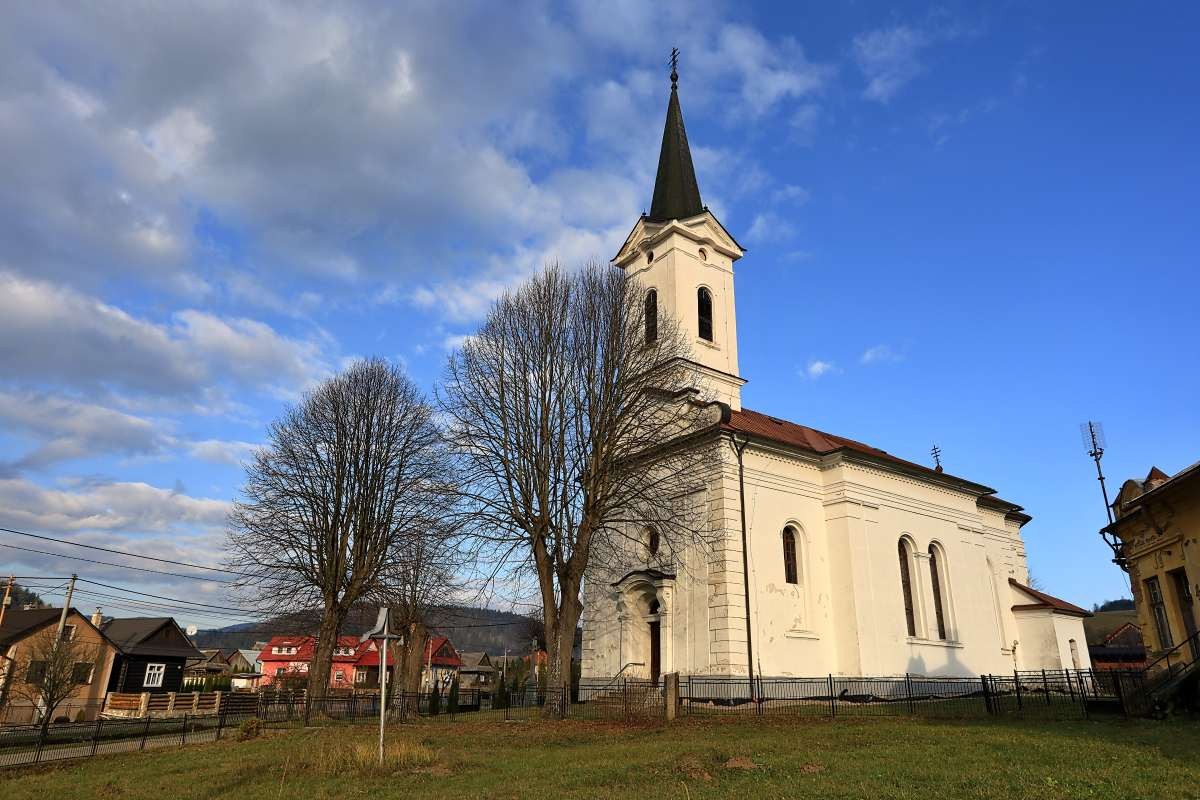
1105, 462, 1200, 664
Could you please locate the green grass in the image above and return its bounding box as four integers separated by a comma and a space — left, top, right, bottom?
4, 716, 1199, 800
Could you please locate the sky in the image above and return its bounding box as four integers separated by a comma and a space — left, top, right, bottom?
1, 1, 1197, 629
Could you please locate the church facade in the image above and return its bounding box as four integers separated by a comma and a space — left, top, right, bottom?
579, 71, 1090, 681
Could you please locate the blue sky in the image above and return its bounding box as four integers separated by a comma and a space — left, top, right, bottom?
1, 1, 1196, 627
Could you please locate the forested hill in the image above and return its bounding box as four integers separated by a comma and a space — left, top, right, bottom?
194, 605, 542, 656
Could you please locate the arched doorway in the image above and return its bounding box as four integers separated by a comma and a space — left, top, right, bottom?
648, 599, 661, 684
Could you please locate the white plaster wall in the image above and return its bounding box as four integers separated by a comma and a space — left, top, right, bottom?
1053, 615, 1091, 671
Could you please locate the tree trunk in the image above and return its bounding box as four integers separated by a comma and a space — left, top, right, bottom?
307, 605, 342, 706
401, 622, 428, 693
544, 589, 581, 716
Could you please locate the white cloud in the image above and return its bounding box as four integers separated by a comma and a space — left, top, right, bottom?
853, 25, 931, 103
746, 212, 797, 245
187, 439, 260, 466
861, 344, 903, 364
0, 477, 229, 534
0, 272, 329, 399
802, 359, 838, 379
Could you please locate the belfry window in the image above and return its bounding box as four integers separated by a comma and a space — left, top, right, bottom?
697, 287, 713, 341
898, 539, 917, 637
645, 289, 658, 344
645, 526, 660, 557
782, 526, 799, 585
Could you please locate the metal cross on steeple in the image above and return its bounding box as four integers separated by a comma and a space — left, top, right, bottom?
670, 47, 680, 88
931, 444, 943, 471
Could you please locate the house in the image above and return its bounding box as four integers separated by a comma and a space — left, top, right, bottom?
581, 67, 1092, 682
457, 652, 495, 691
1104, 462, 1200, 664
1084, 610, 1147, 671
0, 607, 118, 723
227, 648, 262, 691
257, 635, 397, 690
102, 617, 203, 693
421, 636, 461, 690
183, 649, 232, 687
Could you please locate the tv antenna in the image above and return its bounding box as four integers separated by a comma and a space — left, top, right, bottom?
1083, 421, 1126, 571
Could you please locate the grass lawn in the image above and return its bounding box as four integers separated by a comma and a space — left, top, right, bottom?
4, 716, 1199, 800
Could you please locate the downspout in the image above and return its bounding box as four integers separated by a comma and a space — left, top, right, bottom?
730, 434, 757, 702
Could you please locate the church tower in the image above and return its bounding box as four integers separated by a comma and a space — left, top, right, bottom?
613, 64, 746, 410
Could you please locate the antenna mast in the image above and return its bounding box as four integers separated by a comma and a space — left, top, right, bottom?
1083, 420, 1126, 571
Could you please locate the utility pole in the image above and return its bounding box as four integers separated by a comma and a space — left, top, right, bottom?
0, 575, 13, 628
54, 574, 77, 641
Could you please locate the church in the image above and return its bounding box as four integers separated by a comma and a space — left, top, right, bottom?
579, 68, 1091, 681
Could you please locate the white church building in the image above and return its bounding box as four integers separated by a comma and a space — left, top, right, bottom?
579, 69, 1091, 681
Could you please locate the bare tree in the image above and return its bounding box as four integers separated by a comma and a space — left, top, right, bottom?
439, 263, 713, 711
11, 627, 102, 732
227, 358, 457, 698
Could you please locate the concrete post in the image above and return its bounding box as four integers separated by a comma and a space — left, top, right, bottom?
191, 691, 200, 712
138, 692, 150, 717
166, 691, 176, 713
664, 672, 679, 721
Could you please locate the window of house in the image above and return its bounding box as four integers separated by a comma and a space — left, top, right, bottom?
1146, 576, 1174, 649
645, 289, 658, 344
26, 660, 47, 684
697, 287, 713, 341
928, 544, 949, 640
1069, 639, 1081, 670
144, 663, 166, 688
60, 624, 76, 642
898, 539, 917, 637
276, 666, 287, 677
782, 526, 799, 585
72, 662, 94, 684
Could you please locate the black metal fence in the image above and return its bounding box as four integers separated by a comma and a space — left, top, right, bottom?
0, 670, 1120, 769
680, 670, 1095, 719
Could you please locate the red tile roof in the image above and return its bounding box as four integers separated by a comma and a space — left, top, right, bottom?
722, 407, 999, 496
1009, 579, 1091, 617
258, 635, 362, 663
423, 635, 461, 668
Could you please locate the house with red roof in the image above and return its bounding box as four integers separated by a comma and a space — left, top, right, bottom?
421, 635, 461, 691
580, 71, 1091, 682
258, 635, 398, 690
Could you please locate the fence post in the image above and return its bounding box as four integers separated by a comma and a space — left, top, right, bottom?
623, 680, 629, 721
828, 674, 836, 718
181, 713, 188, 745
1042, 670, 1051, 706
1013, 671, 1023, 710
166, 691, 176, 713
664, 673, 678, 722
905, 673, 914, 715
138, 692, 150, 717
981, 676, 992, 715
91, 718, 103, 757
34, 723, 46, 765
140, 715, 151, 751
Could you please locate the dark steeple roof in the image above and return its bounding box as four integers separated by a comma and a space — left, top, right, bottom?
648, 67, 703, 223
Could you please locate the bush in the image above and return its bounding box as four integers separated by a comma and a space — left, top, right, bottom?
238, 717, 263, 741
428, 688, 441, 716
448, 678, 459, 714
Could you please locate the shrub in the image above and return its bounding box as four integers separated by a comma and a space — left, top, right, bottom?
448, 678, 459, 714
428, 688, 441, 716
238, 717, 263, 741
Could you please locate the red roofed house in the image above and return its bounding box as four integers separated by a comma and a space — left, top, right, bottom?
258, 635, 397, 691
580, 71, 1091, 682
421, 636, 461, 691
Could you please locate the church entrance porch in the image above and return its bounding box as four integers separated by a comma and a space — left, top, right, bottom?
612, 569, 674, 683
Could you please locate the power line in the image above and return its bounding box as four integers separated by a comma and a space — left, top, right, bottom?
76, 578, 260, 616
0, 526, 244, 577
0, 541, 233, 583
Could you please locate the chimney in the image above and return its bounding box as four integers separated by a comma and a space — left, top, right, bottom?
91, 607, 103, 627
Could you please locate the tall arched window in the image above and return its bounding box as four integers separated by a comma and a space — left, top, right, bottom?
645, 526, 660, 557
928, 543, 949, 641
782, 526, 799, 584
898, 538, 917, 637
697, 287, 713, 341
645, 289, 658, 344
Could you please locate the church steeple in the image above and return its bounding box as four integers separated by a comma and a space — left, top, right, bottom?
648, 60, 703, 223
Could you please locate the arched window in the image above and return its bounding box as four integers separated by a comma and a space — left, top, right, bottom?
697, 287, 713, 341
782, 526, 799, 585
645, 289, 658, 344
928, 543, 948, 641
645, 527, 659, 557
898, 538, 917, 637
